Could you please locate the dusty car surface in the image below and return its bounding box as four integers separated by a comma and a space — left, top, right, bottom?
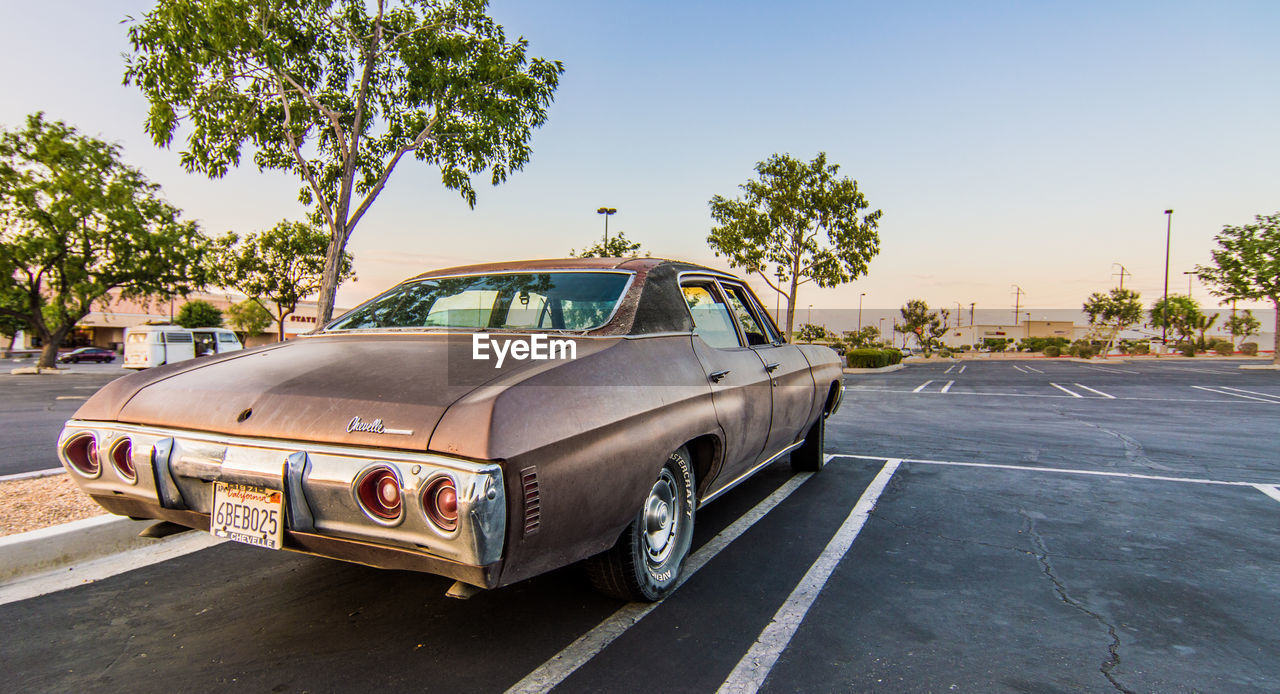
58, 258, 843, 601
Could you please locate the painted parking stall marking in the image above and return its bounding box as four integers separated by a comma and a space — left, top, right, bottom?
507, 471, 815, 694
717, 460, 900, 694
1072, 383, 1116, 399
940, 380, 955, 393
1255, 485, 1280, 505
1192, 385, 1280, 404
1050, 382, 1083, 398
912, 380, 934, 393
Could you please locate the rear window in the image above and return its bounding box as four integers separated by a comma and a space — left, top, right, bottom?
218, 333, 238, 343
326, 272, 631, 332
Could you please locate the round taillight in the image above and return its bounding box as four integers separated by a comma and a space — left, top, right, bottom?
110, 438, 136, 482
356, 466, 402, 522
422, 477, 459, 532
63, 434, 100, 477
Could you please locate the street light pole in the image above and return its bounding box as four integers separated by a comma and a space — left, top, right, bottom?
1162, 209, 1173, 352
596, 207, 616, 248
1112, 262, 1131, 290
1183, 271, 1194, 298
857, 293, 866, 332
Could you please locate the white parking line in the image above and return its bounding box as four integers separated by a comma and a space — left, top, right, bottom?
958, 364, 967, 374
1256, 485, 1280, 504
912, 380, 934, 393
1220, 386, 1280, 402
718, 460, 899, 694
830, 453, 1278, 488
507, 471, 815, 694
1078, 364, 1140, 375
940, 380, 954, 393
1171, 366, 1237, 375
1011, 364, 1029, 374
1022, 364, 1045, 374
1072, 383, 1116, 399
1191, 385, 1280, 404
944, 364, 957, 374
1050, 383, 1083, 398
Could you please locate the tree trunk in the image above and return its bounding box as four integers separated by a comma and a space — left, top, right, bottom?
1272, 298, 1279, 365
314, 221, 349, 328
36, 324, 71, 369
783, 273, 800, 341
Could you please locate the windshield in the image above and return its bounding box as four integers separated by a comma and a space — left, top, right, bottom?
326, 272, 632, 332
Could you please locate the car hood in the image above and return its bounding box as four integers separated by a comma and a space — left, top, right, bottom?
76, 333, 614, 452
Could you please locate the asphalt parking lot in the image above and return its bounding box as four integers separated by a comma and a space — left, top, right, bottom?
0, 359, 127, 476
3, 358, 1278, 692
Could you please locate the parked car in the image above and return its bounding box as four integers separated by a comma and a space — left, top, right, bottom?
58, 258, 843, 601
58, 347, 117, 364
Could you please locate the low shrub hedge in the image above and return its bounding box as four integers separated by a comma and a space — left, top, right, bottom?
1043, 345, 1062, 357
847, 348, 903, 368
1213, 340, 1235, 356
1177, 342, 1196, 357
1241, 342, 1259, 356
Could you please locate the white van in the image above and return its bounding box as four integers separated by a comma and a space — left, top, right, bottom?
191, 327, 244, 358
124, 325, 195, 369
123, 325, 243, 369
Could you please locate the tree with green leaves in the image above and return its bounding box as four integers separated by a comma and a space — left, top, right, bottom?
126, 0, 564, 325
1149, 294, 1201, 348
1192, 313, 1219, 351
795, 323, 828, 343
842, 326, 880, 349
0, 113, 210, 369
899, 299, 948, 357
217, 220, 354, 341
1082, 287, 1142, 358
1197, 212, 1280, 364
1225, 309, 1261, 348
226, 298, 273, 342
571, 231, 646, 258
175, 300, 224, 329
708, 152, 881, 338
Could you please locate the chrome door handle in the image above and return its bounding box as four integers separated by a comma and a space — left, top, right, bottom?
764, 362, 781, 373
708, 369, 731, 383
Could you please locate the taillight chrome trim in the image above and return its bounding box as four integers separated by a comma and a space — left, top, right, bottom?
109, 437, 137, 483
421, 475, 460, 533
62, 433, 101, 478
353, 464, 404, 526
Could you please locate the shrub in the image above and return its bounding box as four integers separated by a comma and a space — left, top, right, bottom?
1127, 341, 1150, 355
1043, 345, 1062, 357
938, 349, 952, 358
1018, 336, 1070, 353
886, 349, 904, 365
1240, 342, 1259, 356
1177, 342, 1196, 357
847, 348, 890, 368
959, 345, 972, 352
1068, 340, 1095, 358
1213, 340, 1235, 356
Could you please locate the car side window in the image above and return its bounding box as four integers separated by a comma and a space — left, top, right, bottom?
681, 284, 742, 349
719, 284, 772, 346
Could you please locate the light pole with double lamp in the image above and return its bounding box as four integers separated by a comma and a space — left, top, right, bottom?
857, 293, 866, 332
596, 207, 616, 247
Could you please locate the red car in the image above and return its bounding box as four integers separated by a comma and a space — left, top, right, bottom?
58, 347, 117, 363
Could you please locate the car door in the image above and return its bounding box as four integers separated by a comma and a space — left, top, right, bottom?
717, 280, 818, 459
680, 278, 773, 488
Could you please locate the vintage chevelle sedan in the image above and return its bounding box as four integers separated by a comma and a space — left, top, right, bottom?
58, 258, 843, 601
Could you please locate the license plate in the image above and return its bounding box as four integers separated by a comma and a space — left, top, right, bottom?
211, 482, 284, 550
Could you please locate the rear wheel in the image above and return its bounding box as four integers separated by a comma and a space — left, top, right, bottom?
790, 414, 826, 472
586, 447, 696, 602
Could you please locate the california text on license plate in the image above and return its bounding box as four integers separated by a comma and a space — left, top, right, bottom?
211, 482, 284, 550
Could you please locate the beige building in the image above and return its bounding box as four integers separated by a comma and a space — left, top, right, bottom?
19, 291, 341, 352
940, 320, 1086, 348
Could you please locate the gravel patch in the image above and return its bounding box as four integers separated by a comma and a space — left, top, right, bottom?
0, 473, 107, 537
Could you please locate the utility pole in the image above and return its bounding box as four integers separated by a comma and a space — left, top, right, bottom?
596, 207, 616, 248
955, 302, 962, 327
858, 293, 866, 332
1183, 271, 1194, 298
969, 302, 975, 328
1162, 209, 1173, 353
1012, 285, 1025, 325
1112, 263, 1131, 290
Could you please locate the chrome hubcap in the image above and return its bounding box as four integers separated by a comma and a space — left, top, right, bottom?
644, 470, 679, 565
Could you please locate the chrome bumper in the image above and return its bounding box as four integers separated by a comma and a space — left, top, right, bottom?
57, 421, 506, 570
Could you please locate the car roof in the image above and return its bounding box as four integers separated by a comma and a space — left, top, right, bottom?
405, 257, 734, 282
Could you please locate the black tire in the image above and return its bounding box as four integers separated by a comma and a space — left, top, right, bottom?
790, 413, 826, 472
586, 447, 696, 602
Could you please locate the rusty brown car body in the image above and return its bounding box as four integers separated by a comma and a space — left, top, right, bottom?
58, 258, 843, 601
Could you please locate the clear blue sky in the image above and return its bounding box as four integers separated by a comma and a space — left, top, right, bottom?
1, 1, 1277, 314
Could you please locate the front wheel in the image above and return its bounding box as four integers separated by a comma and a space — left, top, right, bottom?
790, 414, 826, 472
586, 447, 696, 602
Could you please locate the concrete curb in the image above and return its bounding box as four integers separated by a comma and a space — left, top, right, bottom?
0, 468, 65, 483
843, 363, 906, 374
0, 514, 158, 582
1240, 364, 1280, 370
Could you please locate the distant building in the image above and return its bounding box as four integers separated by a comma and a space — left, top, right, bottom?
11, 291, 344, 352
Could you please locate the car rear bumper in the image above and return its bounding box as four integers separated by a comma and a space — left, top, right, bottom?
58, 421, 507, 588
